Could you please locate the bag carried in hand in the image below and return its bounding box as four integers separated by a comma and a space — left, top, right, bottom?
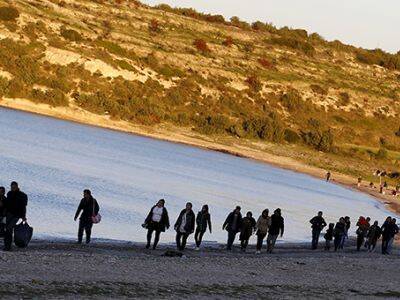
91, 199, 101, 224
14, 222, 33, 248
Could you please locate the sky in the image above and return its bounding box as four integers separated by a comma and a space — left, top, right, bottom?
142, 0, 400, 53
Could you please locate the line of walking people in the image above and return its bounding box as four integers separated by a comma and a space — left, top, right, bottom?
0, 181, 398, 255
309, 212, 399, 254
144, 199, 285, 253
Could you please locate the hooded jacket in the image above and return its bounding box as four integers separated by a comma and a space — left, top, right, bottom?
174, 209, 195, 234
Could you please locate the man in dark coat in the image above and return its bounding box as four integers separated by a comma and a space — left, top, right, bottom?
239, 211, 256, 252
4, 182, 28, 251
144, 199, 170, 250
194, 204, 212, 250
174, 202, 195, 251
267, 208, 284, 253
310, 211, 327, 249
74, 189, 99, 244
223, 206, 242, 251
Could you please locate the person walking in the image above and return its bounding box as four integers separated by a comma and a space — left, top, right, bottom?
255, 209, 271, 254
0, 186, 7, 237
74, 189, 100, 244
3, 182, 28, 251
366, 221, 381, 252
334, 217, 346, 251
194, 204, 212, 250
340, 216, 351, 249
386, 218, 399, 254
223, 206, 242, 251
381, 217, 392, 254
239, 211, 256, 252
174, 202, 195, 251
324, 223, 334, 251
144, 199, 170, 250
267, 208, 284, 253
356, 216, 370, 251
326, 171, 331, 182
310, 211, 327, 250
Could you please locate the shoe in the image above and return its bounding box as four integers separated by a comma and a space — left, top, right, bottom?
3, 247, 11, 252
145, 244, 150, 249
255, 250, 261, 254
195, 247, 200, 251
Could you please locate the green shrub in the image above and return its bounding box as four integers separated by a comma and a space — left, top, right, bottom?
30, 88, 68, 107
301, 124, 335, 152
280, 89, 303, 111
242, 114, 285, 142
60, 26, 83, 42
338, 92, 351, 106
195, 115, 231, 135
0, 6, 19, 21
310, 84, 328, 95
269, 37, 315, 56
0, 76, 9, 97
284, 128, 301, 143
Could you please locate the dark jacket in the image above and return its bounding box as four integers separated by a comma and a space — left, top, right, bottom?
239, 216, 256, 240
310, 216, 327, 231
5, 190, 28, 219
367, 225, 381, 241
174, 209, 195, 234
334, 222, 346, 237
145, 205, 170, 232
196, 211, 212, 233
269, 214, 284, 236
381, 222, 399, 239
324, 227, 334, 241
74, 197, 99, 222
223, 212, 242, 233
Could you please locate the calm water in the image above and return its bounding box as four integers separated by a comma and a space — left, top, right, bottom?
0, 107, 395, 243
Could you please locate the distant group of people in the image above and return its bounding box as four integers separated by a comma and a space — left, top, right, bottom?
0, 181, 398, 255
309, 212, 399, 254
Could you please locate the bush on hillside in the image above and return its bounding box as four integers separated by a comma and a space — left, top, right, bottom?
193, 39, 210, 54
280, 89, 303, 112
0, 76, 9, 97
310, 84, 328, 96
284, 128, 301, 144
0, 6, 19, 21
269, 37, 315, 56
148, 19, 162, 34
338, 92, 351, 106
258, 58, 274, 69
60, 26, 83, 42
245, 75, 262, 93
241, 114, 285, 142
195, 115, 231, 135
222, 36, 234, 47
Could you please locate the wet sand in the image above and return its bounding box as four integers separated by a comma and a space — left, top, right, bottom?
0, 239, 399, 299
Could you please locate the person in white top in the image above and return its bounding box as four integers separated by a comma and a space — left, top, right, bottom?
144, 199, 170, 250
174, 202, 195, 251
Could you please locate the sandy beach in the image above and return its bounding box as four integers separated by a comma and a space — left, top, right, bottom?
0, 99, 398, 216
0, 239, 398, 299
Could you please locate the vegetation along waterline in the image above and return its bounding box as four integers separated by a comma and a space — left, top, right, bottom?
0, 0, 399, 211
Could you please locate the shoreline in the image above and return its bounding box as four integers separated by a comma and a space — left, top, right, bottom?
1, 98, 399, 215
